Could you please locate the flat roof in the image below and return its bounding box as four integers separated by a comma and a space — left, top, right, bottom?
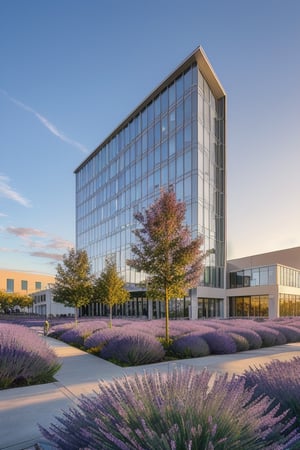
74, 46, 225, 174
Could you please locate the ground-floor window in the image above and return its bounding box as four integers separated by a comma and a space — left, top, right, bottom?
80, 295, 190, 319
229, 295, 269, 317
198, 298, 222, 318
169, 297, 190, 319
279, 294, 300, 316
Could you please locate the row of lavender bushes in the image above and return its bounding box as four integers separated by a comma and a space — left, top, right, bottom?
0, 323, 61, 389
41, 359, 300, 449
48, 317, 300, 366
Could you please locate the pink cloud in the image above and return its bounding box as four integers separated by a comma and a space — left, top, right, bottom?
6, 227, 47, 238
30, 251, 63, 261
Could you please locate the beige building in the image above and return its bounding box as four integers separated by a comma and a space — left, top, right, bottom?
0, 269, 55, 295
226, 247, 300, 319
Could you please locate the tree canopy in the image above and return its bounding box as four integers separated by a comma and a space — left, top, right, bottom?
94, 257, 129, 328
127, 190, 205, 343
0, 291, 33, 312
53, 248, 94, 322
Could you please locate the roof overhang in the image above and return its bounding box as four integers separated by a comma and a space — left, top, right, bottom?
75, 46, 225, 173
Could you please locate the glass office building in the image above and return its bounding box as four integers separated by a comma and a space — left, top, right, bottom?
75, 47, 226, 319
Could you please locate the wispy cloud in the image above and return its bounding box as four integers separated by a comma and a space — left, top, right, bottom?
6, 226, 46, 238
30, 251, 63, 261
0, 175, 31, 207
0, 247, 18, 253
46, 238, 73, 250
0, 89, 88, 154
3, 226, 74, 264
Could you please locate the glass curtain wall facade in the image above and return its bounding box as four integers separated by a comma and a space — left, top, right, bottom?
75, 47, 226, 317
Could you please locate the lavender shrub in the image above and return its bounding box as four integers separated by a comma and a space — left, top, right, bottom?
120, 321, 165, 338
84, 328, 129, 354
59, 320, 108, 347
100, 333, 165, 365
168, 321, 215, 337
41, 366, 300, 449
226, 332, 250, 352
201, 330, 237, 354
224, 327, 262, 350
243, 356, 300, 428
250, 326, 287, 347
170, 333, 211, 358
0, 323, 61, 389
48, 322, 75, 338
263, 324, 300, 343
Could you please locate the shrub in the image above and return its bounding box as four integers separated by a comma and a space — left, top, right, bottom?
121, 321, 165, 338
252, 326, 287, 347
226, 332, 250, 352
48, 322, 74, 338
224, 328, 262, 350
100, 333, 165, 366
84, 328, 128, 353
168, 321, 215, 338
170, 333, 211, 358
263, 324, 300, 343
40, 366, 300, 449
0, 324, 61, 389
59, 321, 108, 347
243, 356, 300, 429
201, 330, 237, 354
59, 328, 86, 347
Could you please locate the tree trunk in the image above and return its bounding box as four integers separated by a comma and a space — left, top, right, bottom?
109, 304, 112, 328
165, 288, 169, 345
75, 306, 78, 325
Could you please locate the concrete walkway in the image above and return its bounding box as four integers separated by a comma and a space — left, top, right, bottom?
1, 337, 300, 450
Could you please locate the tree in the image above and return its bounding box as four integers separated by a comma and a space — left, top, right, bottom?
94, 257, 129, 328
0, 291, 32, 312
127, 190, 205, 344
53, 248, 94, 323
11, 293, 33, 310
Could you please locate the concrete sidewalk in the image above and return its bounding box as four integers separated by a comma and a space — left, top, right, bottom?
1, 337, 299, 450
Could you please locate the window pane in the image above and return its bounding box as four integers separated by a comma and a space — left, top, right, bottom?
184, 68, 192, 91
176, 76, 183, 99
251, 269, 259, 286
260, 267, 268, 285
169, 83, 175, 106
6, 279, 14, 293
161, 89, 168, 113
176, 130, 183, 152
21, 280, 28, 291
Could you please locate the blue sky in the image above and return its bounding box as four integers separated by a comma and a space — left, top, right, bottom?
1, 0, 300, 275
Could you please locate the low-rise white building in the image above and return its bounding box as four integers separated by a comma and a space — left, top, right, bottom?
227, 247, 300, 319
32, 289, 75, 318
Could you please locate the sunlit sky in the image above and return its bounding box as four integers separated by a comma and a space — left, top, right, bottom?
1, 0, 300, 275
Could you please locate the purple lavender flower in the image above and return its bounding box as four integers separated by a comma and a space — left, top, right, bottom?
201, 330, 237, 354
250, 325, 287, 347
84, 328, 129, 353
225, 332, 250, 352
100, 333, 165, 365
263, 324, 300, 343
59, 320, 109, 347
40, 366, 300, 449
171, 332, 210, 358
243, 356, 300, 429
223, 327, 262, 349
0, 323, 61, 389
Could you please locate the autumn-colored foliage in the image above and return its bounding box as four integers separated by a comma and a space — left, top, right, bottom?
127, 190, 205, 343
